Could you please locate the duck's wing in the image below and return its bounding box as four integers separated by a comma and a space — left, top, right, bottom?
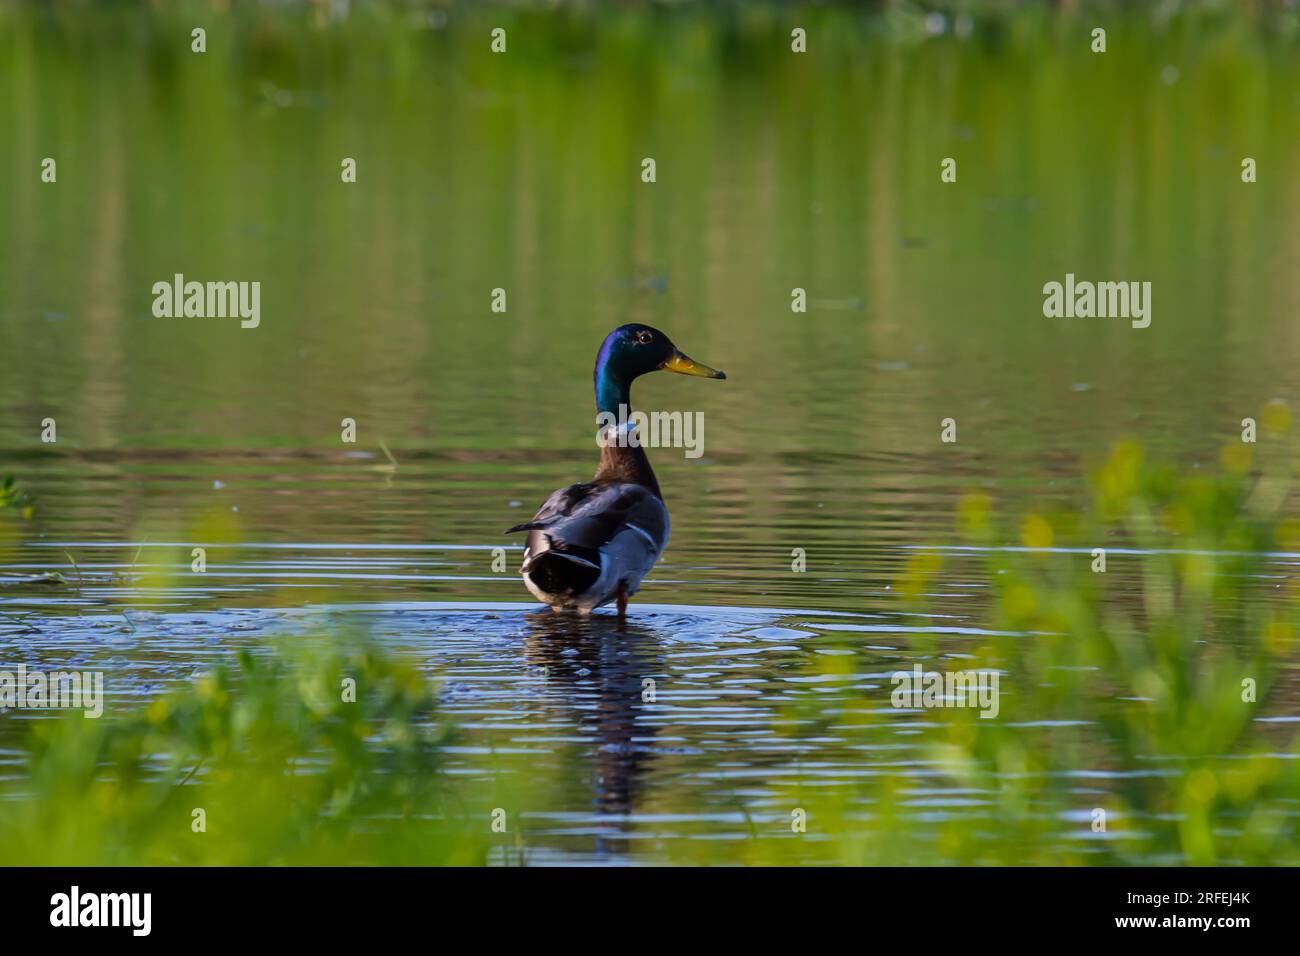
506, 481, 668, 569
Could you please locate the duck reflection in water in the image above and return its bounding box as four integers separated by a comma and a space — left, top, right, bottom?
520, 610, 665, 848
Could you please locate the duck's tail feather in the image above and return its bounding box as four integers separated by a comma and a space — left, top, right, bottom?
525, 549, 601, 596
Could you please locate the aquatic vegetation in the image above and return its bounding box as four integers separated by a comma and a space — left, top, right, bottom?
0, 637, 492, 865
658, 437, 1300, 866
943, 438, 1300, 865
0, 476, 33, 576
0, 475, 31, 519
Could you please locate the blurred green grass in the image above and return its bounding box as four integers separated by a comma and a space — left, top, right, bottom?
0, 636, 498, 864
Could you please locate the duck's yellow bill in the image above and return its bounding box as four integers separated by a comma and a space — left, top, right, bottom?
662, 350, 727, 380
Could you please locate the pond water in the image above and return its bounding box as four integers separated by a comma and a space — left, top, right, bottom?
2, 5, 1300, 864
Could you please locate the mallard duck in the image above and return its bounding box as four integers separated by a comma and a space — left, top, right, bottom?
506, 324, 726, 616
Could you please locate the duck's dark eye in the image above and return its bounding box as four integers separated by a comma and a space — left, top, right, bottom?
635, 330, 653, 345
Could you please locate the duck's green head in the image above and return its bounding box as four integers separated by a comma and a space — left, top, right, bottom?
594, 323, 726, 414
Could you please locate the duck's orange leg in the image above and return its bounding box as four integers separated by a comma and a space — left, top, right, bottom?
616, 582, 628, 621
